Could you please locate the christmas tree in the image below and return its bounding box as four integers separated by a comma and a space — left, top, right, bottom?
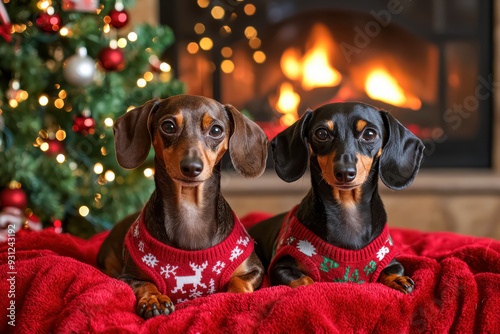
0, 0, 184, 237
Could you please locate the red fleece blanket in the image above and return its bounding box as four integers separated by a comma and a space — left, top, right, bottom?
1, 213, 499, 333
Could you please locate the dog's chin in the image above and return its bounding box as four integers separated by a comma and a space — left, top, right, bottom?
173, 178, 205, 187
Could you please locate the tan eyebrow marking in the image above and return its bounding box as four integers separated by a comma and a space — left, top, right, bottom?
202, 113, 214, 130
326, 120, 334, 131
356, 120, 367, 132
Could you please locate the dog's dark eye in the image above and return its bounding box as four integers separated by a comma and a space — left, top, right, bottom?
161, 120, 176, 134
315, 128, 329, 141
209, 125, 223, 138
362, 129, 377, 141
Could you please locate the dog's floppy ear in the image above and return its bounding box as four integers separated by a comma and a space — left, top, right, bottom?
224, 104, 269, 178
271, 110, 312, 182
378, 110, 425, 190
114, 99, 160, 169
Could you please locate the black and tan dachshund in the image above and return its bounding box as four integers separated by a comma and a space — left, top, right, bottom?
249, 102, 424, 293
97, 95, 268, 319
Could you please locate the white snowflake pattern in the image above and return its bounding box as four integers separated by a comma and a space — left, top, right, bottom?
296, 240, 317, 257
160, 264, 178, 278
229, 246, 244, 262
208, 278, 216, 294
376, 246, 390, 261
177, 298, 189, 304
286, 236, 296, 245
212, 261, 226, 275
138, 241, 145, 252
142, 253, 158, 268
236, 236, 250, 247
133, 224, 139, 238
189, 287, 204, 299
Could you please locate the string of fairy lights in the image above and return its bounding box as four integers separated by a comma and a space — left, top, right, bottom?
4, 0, 171, 220
186, 0, 266, 74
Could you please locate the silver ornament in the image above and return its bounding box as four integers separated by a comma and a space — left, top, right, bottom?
63, 47, 96, 86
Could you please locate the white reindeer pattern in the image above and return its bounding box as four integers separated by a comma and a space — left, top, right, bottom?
171, 261, 208, 294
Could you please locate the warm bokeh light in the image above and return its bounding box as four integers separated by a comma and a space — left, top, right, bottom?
59, 27, 69, 36
160, 62, 171, 72
199, 37, 213, 50
117, 38, 127, 48
105, 170, 115, 182
56, 154, 65, 163
104, 118, 114, 127
144, 168, 154, 177
253, 51, 266, 64
137, 78, 147, 87
40, 142, 49, 152
79, 206, 89, 217
276, 82, 300, 114
249, 37, 261, 49
128, 32, 138, 42
54, 98, 64, 109
244, 4, 256, 15
221, 47, 233, 58
144, 71, 154, 81
9, 100, 18, 108
58, 90, 67, 99
94, 163, 103, 174
244, 26, 257, 39
39, 95, 49, 106
194, 23, 205, 34
56, 130, 66, 141
187, 42, 199, 54
221, 60, 235, 73
211, 6, 225, 19
197, 0, 209, 8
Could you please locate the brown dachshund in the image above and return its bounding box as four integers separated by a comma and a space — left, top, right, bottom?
97, 95, 268, 319
249, 102, 424, 293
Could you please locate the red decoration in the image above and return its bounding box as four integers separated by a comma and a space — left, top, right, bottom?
35, 12, 62, 34
72, 115, 95, 136
109, 8, 129, 29
0, 2, 11, 42
45, 139, 65, 156
98, 47, 125, 71
0, 188, 27, 210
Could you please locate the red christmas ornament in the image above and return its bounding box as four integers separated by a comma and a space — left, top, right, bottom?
35, 12, 62, 33
45, 139, 65, 156
0, 188, 27, 210
72, 115, 95, 136
109, 8, 129, 29
0, 1, 12, 42
98, 47, 125, 71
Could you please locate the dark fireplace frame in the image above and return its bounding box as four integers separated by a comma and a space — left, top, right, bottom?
160, 0, 494, 169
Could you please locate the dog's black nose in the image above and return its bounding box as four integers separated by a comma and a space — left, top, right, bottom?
334, 153, 357, 183
180, 157, 203, 177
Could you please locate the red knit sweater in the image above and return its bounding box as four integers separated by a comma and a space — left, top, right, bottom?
269, 206, 396, 284
123, 210, 254, 304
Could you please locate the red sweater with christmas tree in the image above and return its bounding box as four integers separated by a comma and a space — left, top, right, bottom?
123, 210, 254, 304
269, 206, 396, 284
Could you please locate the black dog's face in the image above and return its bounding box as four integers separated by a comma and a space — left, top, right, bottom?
308, 103, 384, 190
272, 102, 424, 192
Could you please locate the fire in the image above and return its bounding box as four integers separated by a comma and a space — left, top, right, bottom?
365, 68, 421, 110
275, 82, 299, 126
280, 23, 342, 91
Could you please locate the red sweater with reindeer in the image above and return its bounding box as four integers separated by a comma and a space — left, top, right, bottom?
269, 206, 396, 284
123, 210, 254, 304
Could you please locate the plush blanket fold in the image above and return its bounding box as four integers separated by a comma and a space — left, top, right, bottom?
1, 214, 499, 333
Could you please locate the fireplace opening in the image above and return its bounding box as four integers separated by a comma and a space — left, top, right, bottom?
161, 0, 493, 169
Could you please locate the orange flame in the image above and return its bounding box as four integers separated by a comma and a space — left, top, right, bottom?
280, 23, 342, 91
365, 68, 421, 110
275, 82, 299, 127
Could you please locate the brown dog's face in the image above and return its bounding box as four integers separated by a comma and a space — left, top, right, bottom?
150, 96, 229, 186
308, 104, 385, 190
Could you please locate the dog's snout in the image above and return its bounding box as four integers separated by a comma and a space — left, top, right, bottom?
180, 157, 204, 177
334, 153, 357, 183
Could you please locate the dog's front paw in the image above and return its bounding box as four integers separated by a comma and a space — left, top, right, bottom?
137, 294, 175, 319
382, 274, 415, 294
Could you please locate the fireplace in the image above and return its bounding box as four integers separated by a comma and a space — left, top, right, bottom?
160, 0, 493, 168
